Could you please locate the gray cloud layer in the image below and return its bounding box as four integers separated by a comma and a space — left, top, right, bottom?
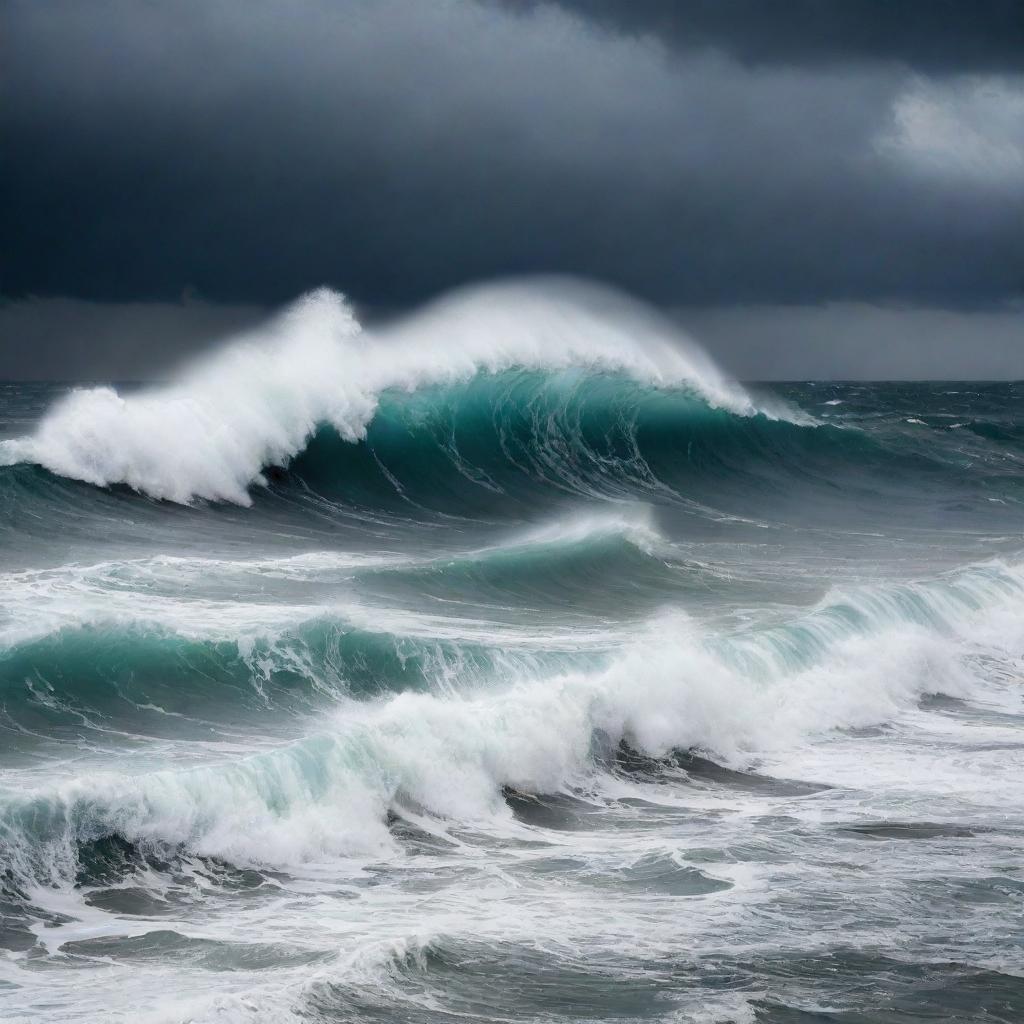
683, 303, 1024, 381
4, 0, 1022, 314
4, 294, 1020, 383
504, 1, 1024, 72
0, 297, 266, 381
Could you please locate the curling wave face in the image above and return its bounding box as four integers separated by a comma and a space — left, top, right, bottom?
0, 282, 786, 505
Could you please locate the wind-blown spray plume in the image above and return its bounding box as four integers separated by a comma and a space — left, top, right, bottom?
0, 281, 785, 504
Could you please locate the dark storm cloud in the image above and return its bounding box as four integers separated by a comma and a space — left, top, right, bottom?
2, 0, 1022, 317
501, 1, 1024, 72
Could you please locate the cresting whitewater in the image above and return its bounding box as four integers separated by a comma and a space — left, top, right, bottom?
0, 281, 1022, 1024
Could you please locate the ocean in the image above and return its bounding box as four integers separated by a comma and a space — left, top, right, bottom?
0, 283, 1021, 1023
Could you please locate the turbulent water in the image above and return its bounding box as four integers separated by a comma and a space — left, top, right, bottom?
0, 282, 1022, 1023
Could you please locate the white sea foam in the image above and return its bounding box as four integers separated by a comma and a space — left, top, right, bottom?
3, 559, 1021, 887
0, 280, 783, 504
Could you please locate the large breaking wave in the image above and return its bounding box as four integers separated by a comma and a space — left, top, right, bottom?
0, 281, 797, 506
5, 281, 1019, 529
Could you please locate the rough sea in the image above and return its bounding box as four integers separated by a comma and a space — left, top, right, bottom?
1, 283, 1021, 1023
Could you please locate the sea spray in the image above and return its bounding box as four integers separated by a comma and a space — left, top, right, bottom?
0, 281, 784, 504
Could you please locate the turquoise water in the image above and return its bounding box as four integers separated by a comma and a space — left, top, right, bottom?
0, 288, 1022, 1023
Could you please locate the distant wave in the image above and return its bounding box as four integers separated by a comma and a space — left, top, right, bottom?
0, 281, 796, 505
0, 511, 700, 723
0, 514, 642, 724
0, 510, 673, 652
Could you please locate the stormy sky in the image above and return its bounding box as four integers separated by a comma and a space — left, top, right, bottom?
2, 0, 1022, 378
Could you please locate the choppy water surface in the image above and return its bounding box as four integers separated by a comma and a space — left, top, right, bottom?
0, 284, 1021, 1023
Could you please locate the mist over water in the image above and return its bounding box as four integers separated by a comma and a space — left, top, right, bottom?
1, 283, 1022, 1023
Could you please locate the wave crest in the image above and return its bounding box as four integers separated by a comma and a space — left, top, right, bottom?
0, 281, 789, 505
2, 558, 1019, 887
